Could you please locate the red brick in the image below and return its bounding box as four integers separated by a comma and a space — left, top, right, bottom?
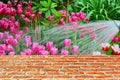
54, 75, 72, 78
75, 75, 94, 78
86, 71, 104, 74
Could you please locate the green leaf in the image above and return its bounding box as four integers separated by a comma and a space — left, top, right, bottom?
51, 9, 61, 17
40, 8, 48, 12
46, 10, 51, 18
40, 1, 48, 7
51, 3, 57, 8
48, 0, 51, 6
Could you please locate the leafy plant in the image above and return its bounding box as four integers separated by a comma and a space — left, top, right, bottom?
70, 0, 120, 20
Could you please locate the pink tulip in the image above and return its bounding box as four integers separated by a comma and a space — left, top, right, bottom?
39, 45, 45, 51
72, 45, 79, 54
9, 52, 15, 56
71, 16, 78, 22
25, 36, 32, 47
37, 12, 42, 18
14, 21, 20, 29
102, 43, 110, 52
0, 50, 5, 56
0, 44, 6, 51
20, 14, 25, 18
24, 26, 29, 33
7, 45, 14, 52
64, 39, 71, 47
32, 42, 39, 53
3, 32, 9, 39
78, 12, 86, 20
10, 8, 16, 16
80, 33, 85, 38
46, 41, 54, 51
50, 47, 58, 55
57, 19, 65, 25
40, 50, 49, 56
17, 9, 23, 15
24, 49, 33, 55
0, 32, 3, 40
10, 27, 18, 33
10, 16, 15, 22
71, 12, 76, 16
7, 1, 12, 8
61, 50, 69, 56
112, 44, 120, 55
24, 17, 30, 24
112, 37, 118, 43
25, 12, 31, 18
15, 34, 21, 41
12, 39, 18, 46
20, 52, 26, 56
4, 39, 10, 45
31, 14, 35, 20
48, 16, 54, 21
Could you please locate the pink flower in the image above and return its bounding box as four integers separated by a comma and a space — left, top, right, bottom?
25, 36, 32, 47
20, 14, 25, 18
0, 32, 3, 40
20, 52, 26, 56
10, 16, 15, 22
15, 34, 21, 41
72, 46, 79, 54
24, 17, 30, 24
39, 45, 45, 51
61, 50, 69, 56
9, 52, 15, 56
3, 32, 9, 39
112, 44, 120, 55
46, 41, 54, 51
71, 12, 76, 16
24, 26, 29, 33
40, 50, 49, 56
71, 16, 78, 22
80, 33, 85, 38
0, 44, 6, 51
57, 19, 65, 25
7, 45, 14, 52
0, 50, 5, 56
112, 37, 118, 43
77, 12, 86, 20
50, 47, 58, 55
32, 42, 39, 53
24, 49, 33, 55
7, 1, 12, 8
64, 39, 71, 47
4, 39, 10, 45
12, 39, 18, 46
14, 21, 20, 29
25, 12, 31, 18
102, 43, 110, 52
37, 12, 42, 18
48, 16, 54, 21
31, 14, 35, 20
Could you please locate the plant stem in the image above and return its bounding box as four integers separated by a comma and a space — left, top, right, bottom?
66, 0, 69, 23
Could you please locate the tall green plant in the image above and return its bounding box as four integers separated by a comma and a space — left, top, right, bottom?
70, 0, 120, 20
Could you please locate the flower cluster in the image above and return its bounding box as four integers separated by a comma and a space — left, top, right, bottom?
102, 43, 120, 55
57, 10, 90, 25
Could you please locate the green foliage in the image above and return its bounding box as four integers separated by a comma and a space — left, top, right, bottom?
70, 0, 120, 20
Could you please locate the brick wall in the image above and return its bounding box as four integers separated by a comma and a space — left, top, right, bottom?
0, 56, 120, 80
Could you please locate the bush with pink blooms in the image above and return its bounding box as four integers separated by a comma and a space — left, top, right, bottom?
0, 0, 88, 56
